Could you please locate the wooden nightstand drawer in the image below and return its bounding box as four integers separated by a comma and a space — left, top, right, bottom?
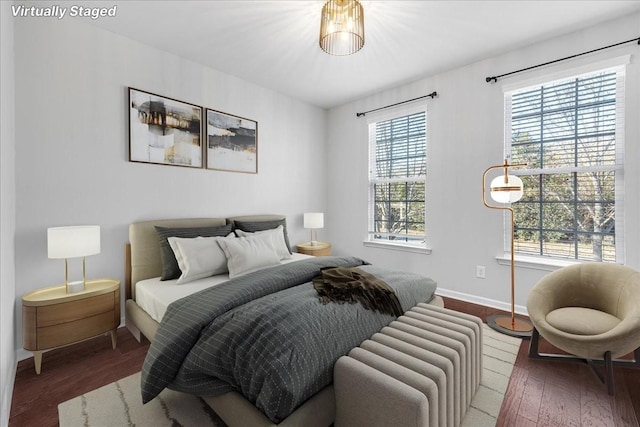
37, 310, 116, 349
37, 293, 114, 327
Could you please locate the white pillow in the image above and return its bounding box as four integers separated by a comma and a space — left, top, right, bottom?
235, 225, 291, 260
168, 235, 233, 284
217, 232, 281, 278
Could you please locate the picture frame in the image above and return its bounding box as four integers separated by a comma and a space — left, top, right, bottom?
205, 109, 258, 174
128, 88, 203, 168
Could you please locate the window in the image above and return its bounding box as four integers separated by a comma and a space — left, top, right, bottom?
368, 108, 427, 247
506, 67, 625, 262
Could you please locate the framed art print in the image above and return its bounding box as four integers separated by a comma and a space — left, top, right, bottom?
129, 88, 203, 168
206, 109, 258, 173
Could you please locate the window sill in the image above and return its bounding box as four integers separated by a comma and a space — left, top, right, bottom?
496, 253, 582, 272
363, 240, 432, 254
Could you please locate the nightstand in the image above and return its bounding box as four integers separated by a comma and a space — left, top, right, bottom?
22, 279, 121, 374
296, 242, 332, 256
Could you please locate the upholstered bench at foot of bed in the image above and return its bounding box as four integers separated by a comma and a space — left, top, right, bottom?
334, 304, 482, 427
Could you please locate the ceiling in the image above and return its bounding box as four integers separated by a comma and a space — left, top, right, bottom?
81, 1, 639, 109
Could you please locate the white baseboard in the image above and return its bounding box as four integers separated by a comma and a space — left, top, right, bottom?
436, 287, 529, 316
16, 348, 30, 363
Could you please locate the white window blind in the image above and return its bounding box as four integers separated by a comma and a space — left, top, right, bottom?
368, 108, 427, 246
505, 65, 625, 262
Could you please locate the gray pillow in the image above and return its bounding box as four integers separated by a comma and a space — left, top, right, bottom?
155, 224, 233, 280
233, 219, 292, 254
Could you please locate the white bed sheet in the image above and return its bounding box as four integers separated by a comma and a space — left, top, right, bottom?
135, 253, 313, 322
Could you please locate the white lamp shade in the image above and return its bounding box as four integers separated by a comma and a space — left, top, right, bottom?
48, 225, 101, 259
304, 213, 324, 229
490, 174, 524, 203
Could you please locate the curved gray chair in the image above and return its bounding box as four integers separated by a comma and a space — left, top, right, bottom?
526, 262, 640, 395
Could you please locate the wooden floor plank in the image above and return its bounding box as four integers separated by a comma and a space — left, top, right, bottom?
623, 365, 640, 424
538, 376, 582, 427
519, 374, 545, 423
495, 365, 527, 427
580, 364, 616, 427
515, 415, 539, 427
611, 369, 640, 427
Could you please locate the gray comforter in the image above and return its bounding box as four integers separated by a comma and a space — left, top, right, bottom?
141, 256, 437, 423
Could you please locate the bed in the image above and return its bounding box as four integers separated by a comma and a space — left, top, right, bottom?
124, 215, 443, 427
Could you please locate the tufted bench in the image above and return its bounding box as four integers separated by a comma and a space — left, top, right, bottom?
333, 303, 483, 427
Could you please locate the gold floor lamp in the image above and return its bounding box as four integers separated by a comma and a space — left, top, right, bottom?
483, 159, 533, 338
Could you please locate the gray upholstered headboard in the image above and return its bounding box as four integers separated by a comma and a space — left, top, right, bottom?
126, 215, 287, 300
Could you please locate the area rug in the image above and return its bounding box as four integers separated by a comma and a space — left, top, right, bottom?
461, 323, 522, 427
59, 324, 520, 427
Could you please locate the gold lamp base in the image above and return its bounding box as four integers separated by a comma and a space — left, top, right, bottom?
487, 314, 533, 338
65, 280, 85, 294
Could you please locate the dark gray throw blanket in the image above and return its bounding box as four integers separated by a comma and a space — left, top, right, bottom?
313, 266, 404, 316
141, 256, 437, 423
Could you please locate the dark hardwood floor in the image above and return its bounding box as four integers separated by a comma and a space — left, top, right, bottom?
9, 328, 149, 427
8, 297, 640, 426
497, 338, 640, 427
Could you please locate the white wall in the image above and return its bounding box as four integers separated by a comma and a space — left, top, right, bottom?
13, 18, 327, 355
0, 2, 17, 425
326, 13, 640, 313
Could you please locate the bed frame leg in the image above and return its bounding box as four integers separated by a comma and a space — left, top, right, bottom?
125, 318, 142, 343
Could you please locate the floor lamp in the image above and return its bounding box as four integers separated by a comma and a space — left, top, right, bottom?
482, 159, 533, 338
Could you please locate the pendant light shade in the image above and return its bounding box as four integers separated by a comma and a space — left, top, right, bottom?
319, 0, 365, 56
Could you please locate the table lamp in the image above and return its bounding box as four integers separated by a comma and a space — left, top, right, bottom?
304, 213, 324, 246
47, 225, 101, 293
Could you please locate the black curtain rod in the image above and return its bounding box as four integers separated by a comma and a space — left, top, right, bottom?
356, 91, 437, 117
486, 37, 640, 83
